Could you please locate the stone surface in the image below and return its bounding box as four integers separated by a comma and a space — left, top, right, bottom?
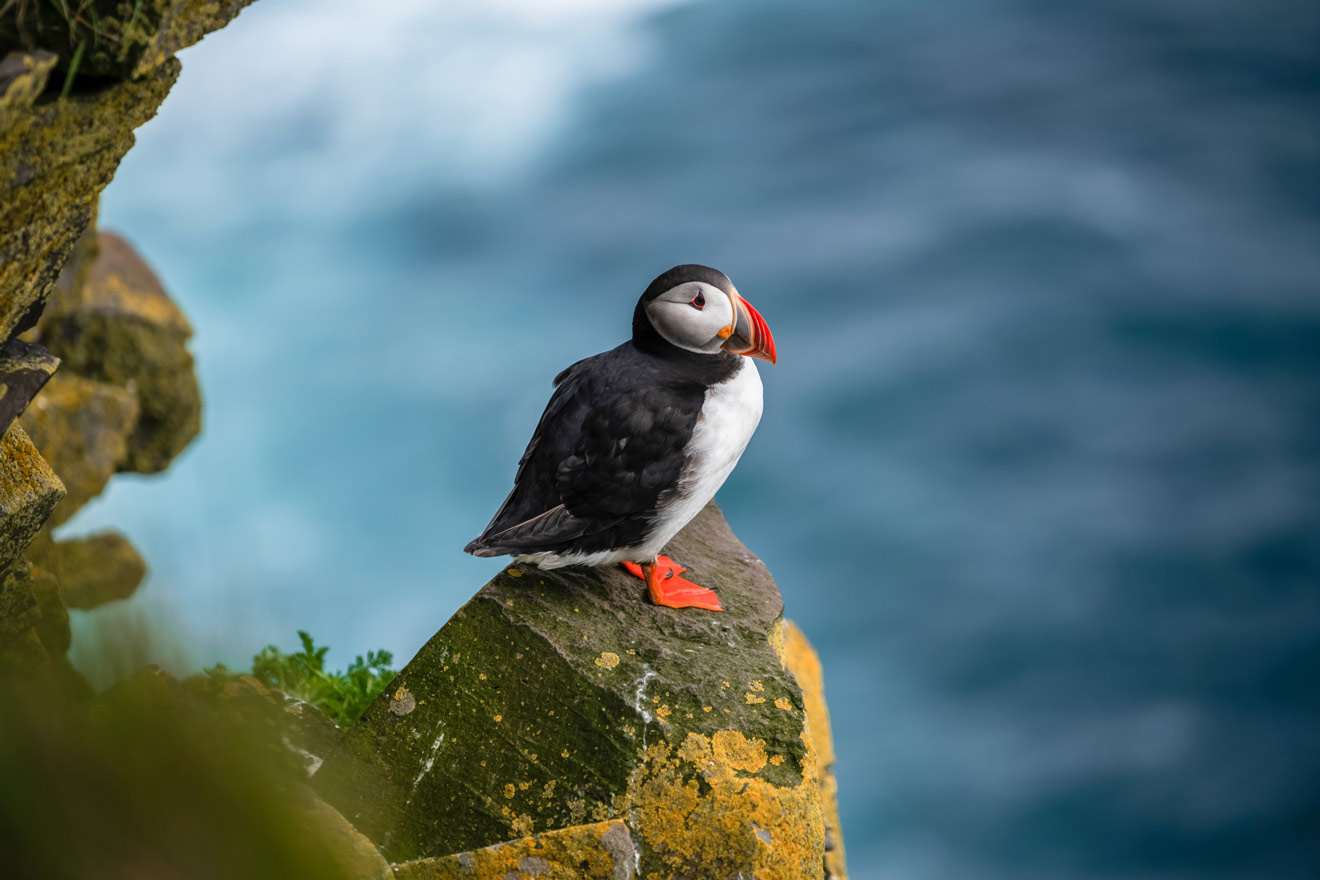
0, 0, 258, 80
0, 558, 82, 692
0, 425, 64, 577
0, 59, 179, 342
783, 622, 848, 880
0, 338, 59, 436
316, 502, 832, 879
18, 371, 139, 525
191, 672, 343, 778
37, 231, 200, 474
0, 49, 55, 134
394, 820, 638, 880
27, 560, 68, 655
28, 529, 147, 610
0, 560, 47, 674
30, 216, 100, 338
304, 797, 394, 880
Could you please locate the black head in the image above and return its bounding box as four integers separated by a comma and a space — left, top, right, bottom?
631, 265, 777, 364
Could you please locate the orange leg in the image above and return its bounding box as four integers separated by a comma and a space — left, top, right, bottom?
622, 555, 723, 612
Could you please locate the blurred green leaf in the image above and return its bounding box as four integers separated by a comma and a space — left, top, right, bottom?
212, 632, 397, 728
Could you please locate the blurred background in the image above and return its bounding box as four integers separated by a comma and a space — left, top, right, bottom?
66, 0, 1319, 876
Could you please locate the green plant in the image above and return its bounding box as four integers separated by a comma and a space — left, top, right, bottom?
210, 632, 397, 728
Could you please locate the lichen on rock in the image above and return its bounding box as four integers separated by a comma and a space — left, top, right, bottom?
0, 559, 48, 674
0, 57, 179, 342
782, 621, 848, 879
18, 371, 139, 524
394, 820, 638, 880
0, 425, 64, 577
316, 502, 844, 879
37, 230, 201, 473
0, 48, 55, 133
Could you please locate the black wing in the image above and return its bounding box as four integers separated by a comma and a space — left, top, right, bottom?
464, 345, 704, 558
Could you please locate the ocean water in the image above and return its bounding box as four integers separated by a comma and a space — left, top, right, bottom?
77, 0, 1320, 876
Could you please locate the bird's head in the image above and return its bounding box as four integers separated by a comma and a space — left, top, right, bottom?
632, 265, 777, 364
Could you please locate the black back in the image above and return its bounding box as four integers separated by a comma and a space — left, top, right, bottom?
466, 267, 741, 558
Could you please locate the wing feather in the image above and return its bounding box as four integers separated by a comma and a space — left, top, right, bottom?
465, 346, 702, 557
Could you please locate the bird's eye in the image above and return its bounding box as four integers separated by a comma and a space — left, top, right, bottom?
690, 292, 706, 310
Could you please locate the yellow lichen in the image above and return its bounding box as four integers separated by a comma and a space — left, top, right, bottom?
391, 819, 634, 880
782, 621, 848, 880
768, 618, 787, 667
621, 729, 824, 880
775, 698, 794, 712
744, 693, 766, 705
507, 568, 523, 577
711, 730, 768, 774
503, 783, 516, 799
594, 652, 620, 669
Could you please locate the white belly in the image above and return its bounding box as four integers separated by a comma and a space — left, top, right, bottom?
643, 358, 764, 556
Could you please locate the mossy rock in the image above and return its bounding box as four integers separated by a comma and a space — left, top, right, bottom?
0, 57, 178, 341
0, 558, 84, 693
0, 0, 257, 80
26, 559, 67, 655
0, 49, 55, 134
393, 820, 638, 880
0, 425, 64, 577
188, 671, 343, 779
28, 528, 146, 610
37, 231, 200, 473
31, 214, 101, 337
0, 558, 47, 675
0, 663, 391, 879
18, 371, 139, 525
316, 503, 833, 879
782, 622, 848, 880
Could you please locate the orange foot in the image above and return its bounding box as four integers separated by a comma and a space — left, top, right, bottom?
622, 555, 724, 612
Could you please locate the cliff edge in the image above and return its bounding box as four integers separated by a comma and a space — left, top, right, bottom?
317, 503, 847, 880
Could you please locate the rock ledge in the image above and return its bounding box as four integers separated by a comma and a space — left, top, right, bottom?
316, 502, 846, 880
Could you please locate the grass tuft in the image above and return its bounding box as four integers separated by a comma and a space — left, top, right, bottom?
207, 632, 398, 728
58, 35, 84, 97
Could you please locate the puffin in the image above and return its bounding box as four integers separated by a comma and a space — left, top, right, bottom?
464, 265, 776, 612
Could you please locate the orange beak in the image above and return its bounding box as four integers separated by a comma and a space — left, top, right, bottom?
720, 291, 777, 364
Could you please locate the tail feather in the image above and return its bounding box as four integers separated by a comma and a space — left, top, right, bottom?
463, 538, 505, 558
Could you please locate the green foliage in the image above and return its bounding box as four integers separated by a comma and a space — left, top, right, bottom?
212, 632, 397, 728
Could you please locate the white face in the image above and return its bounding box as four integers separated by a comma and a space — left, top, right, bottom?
643, 281, 736, 354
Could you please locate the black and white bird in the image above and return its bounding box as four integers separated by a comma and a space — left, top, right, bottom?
464, 265, 776, 611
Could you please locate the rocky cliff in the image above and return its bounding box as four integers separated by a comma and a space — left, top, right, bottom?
0, 0, 218, 685
317, 502, 847, 880
0, 5, 848, 877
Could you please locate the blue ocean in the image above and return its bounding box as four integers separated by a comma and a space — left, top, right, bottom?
76, 0, 1319, 876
